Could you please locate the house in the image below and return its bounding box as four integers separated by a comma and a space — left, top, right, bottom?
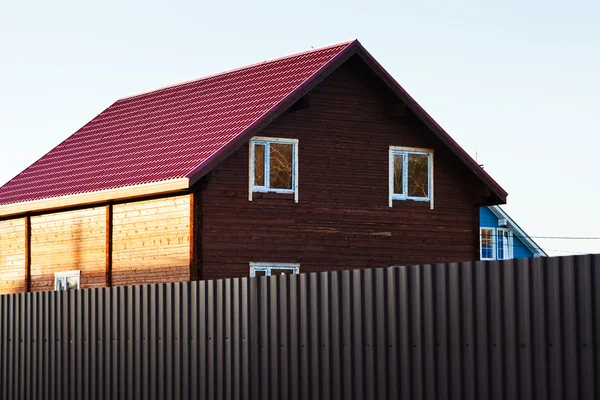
480, 205, 547, 260
0, 40, 507, 294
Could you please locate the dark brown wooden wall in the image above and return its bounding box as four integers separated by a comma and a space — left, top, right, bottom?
197, 56, 484, 280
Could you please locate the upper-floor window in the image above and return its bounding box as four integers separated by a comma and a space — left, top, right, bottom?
389, 146, 434, 208
249, 137, 298, 203
55, 270, 80, 291
480, 228, 513, 260
249, 262, 300, 277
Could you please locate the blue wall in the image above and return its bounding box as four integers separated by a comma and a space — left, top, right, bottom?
479, 207, 535, 259
480, 207, 500, 228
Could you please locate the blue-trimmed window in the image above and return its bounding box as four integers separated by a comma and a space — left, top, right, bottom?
389, 147, 433, 206
249, 137, 298, 202
249, 262, 300, 277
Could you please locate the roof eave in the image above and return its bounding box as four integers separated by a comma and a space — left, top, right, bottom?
0, 178, 190, 219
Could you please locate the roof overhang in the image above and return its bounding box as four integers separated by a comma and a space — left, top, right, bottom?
0, 178, 189, 218
487, 205, 548, 257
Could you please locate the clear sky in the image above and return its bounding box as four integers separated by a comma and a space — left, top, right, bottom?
1, 0, 599, 256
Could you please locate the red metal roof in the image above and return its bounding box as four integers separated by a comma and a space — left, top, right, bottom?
0, 42, 353, 206
0, 40, 507, 210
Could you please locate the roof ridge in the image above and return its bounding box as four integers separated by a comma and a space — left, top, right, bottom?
119, 40, 356, 102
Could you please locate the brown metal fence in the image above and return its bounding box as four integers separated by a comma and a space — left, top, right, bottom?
1, 254, 599, 399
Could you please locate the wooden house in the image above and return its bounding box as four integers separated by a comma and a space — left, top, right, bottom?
0, 40, 507, 294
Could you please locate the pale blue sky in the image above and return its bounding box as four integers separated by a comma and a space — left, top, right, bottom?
1, 0, 599, 255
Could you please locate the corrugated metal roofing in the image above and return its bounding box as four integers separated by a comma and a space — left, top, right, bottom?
0, 42, 353, 206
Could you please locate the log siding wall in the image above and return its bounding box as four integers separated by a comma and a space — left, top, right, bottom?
0, 218, 26, 294
30, 207, 106, 292
199, 58, 483, 280
0, 195, 190, 293
112, 195, 191, 286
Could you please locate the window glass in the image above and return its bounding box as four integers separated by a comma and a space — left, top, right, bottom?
66, 276, 79, 290
55, 271, 80, 291
270, 268, 295, 276
254, 270, 267, 277
407, 153, 429, 198
393, 154, 404, 195
56, 277, 67, 291
254, 144, 265, 186
497, 231, 505, 259
481, 229, 494, 259
269, 143, 293, 189
497, 229, 512, 260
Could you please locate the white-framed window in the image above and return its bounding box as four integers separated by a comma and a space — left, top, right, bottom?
54, 270, 80, 291
480, 228, 514, 260
249, 137, 299, 203
249, 262, 300, 277
389, 146, 434, 208
480, 228, 495, 260
496, 228, 513, 260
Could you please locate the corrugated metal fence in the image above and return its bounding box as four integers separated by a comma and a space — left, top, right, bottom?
1, 254, 599, 399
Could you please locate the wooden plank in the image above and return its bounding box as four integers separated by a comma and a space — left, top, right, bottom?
106, 205, 113, 287
189, 192, 197, 281
24, 217, 31, 292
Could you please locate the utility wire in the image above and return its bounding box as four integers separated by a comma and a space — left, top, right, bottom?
515, 236, 600, 240
479, 232, 593, 254
480, 242, 584, 254
480, 232, 600, 240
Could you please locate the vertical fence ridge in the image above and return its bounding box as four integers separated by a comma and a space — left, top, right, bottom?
1, 254, 599, 399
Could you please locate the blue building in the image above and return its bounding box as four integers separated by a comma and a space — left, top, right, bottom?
480, 206, 547, 260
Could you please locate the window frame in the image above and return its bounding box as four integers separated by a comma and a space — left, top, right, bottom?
480, 228, 496, 260
388, 146, 434, 209
249, 262, 300, 277
249, 137, 299, 203
480, 227, 515, 260
54, 270, 81, 291
496, 228, 514, 260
